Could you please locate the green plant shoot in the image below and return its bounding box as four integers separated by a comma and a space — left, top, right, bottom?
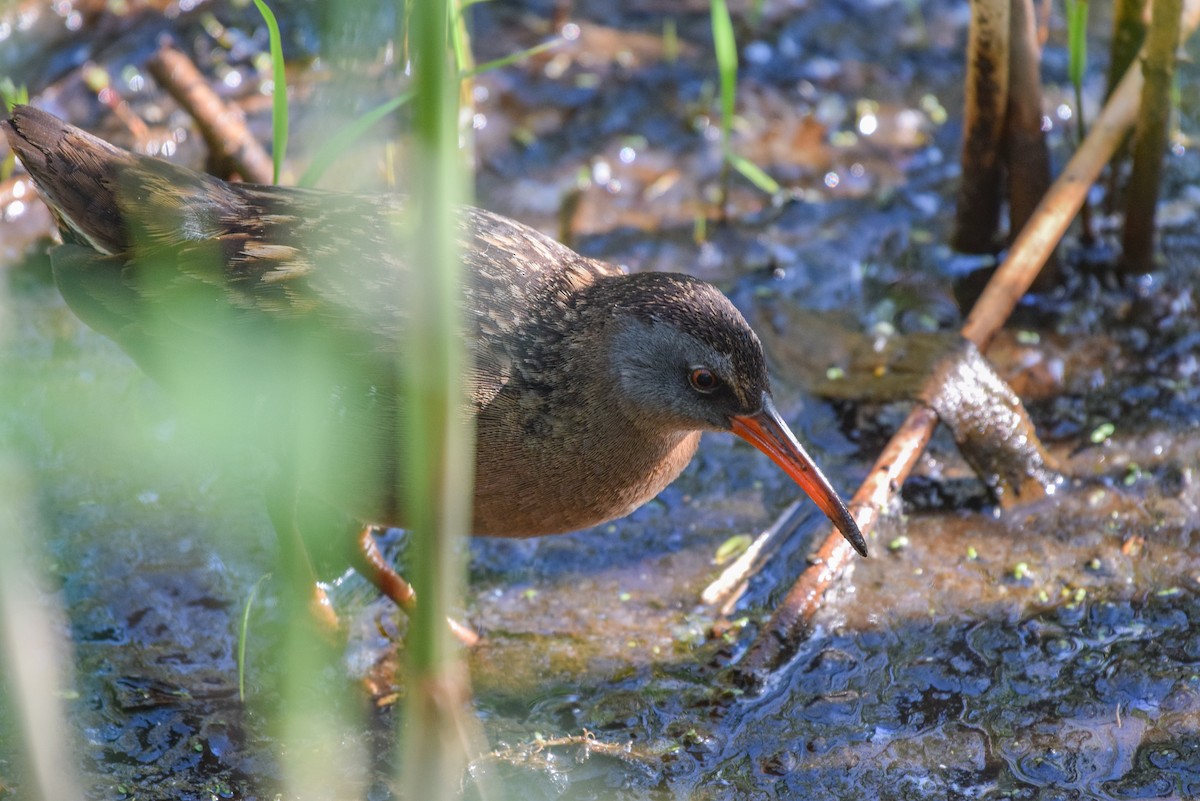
252, 0, 288, 183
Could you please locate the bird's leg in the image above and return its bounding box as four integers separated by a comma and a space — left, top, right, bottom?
350, 526, 480, 647
309, 583, 340, 632
349, 525, 417, 614
265, 480, 341, 633
266, 478, 478, 645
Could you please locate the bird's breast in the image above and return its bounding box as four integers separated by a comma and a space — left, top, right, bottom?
470, 419, 702, 538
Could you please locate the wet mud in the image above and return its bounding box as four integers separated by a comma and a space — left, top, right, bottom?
2, 0, 1200, 798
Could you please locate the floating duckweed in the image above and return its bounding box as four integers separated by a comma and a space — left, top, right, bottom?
1090, 422, 1115, 443
888, 535, 910, 551
966, 546, 978, 560
1012, 562, 1032, 580
1062, 586, 1088, 605
921, 93, 948, 124
714, 534, 752, 564
716, 618, 750, 645
911, 229, 934, 244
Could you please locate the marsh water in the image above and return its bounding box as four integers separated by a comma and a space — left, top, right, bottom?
2, 0, 1200, 799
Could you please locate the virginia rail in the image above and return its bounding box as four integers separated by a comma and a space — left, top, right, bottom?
3, 105, 867, 614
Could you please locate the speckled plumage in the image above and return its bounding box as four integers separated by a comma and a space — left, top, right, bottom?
4, 105, 866, 571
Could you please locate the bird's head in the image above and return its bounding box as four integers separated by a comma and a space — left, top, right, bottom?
601, 272, 868, 557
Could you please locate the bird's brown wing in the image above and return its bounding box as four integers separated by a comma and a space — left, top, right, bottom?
5, 105, 623, 412
455, 206, 622, 408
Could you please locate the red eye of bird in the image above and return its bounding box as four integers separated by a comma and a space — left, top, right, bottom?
689, 367, 720, 393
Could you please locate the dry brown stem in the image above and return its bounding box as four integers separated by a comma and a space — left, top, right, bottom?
1107, 0, 1150, 102
1005, 0, 1054, 282
147, 42, 275, 184
952, 0, 1011, 252
1121, 0, 1184, 274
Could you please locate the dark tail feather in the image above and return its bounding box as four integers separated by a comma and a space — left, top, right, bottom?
3, 105, 137, 254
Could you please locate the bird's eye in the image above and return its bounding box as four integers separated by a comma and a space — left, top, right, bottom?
689, 367, 720, 394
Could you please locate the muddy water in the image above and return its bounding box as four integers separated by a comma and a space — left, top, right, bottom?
2, 0, 1200, 799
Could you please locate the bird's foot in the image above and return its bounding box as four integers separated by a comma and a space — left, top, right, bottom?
354, 525, 481, 647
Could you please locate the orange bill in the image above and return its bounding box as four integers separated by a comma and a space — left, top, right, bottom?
730, 393, 868, 557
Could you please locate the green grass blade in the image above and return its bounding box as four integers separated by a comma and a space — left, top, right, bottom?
663, 18, 679, 64
299, 32, 557, 190
399, 1, 474, 798
0, 81, 27, 179
462, 38, 562, 78
1066, 0, 1088, 91
0, 79, 29, 114
450, 0, 475, 77
710, 0, 777, 200
302, 25, 559, 188
298, 92, 414, 187
252, 0, 288, 184
237, 573, 271, 702
711, 0, 737, 147
728, 152, 781, 194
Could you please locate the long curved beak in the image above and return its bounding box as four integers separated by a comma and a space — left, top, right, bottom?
730, 393, 868, 557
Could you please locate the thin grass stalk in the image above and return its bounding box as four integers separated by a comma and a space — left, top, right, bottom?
1067, 0, 1089, 120
271, 482, 360, 799
400, 0, 475, 797
237, 573, 270, 701
1066, 0, 1094, 244
711, 0, 736, 216
0, 477, 83, 801
234, 6, 361, 796
298, 27, 555, 189
0, 494, 81, 801
451, 0, 476, 157
462, 39, 562, 80
663, 18, 679, 64
251, 0, 288, 183
299, 92, 414, 187
1, 85, 27, 178
709, 0, 780, 206
0, 276, 82, 799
